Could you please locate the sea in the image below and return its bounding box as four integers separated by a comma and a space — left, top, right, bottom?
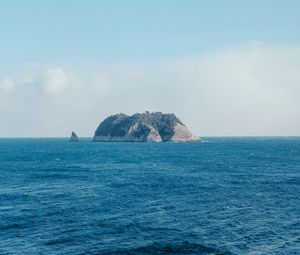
0, 138, 299, 255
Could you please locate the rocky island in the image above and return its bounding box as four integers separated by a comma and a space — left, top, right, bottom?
69, 131, 79, 142
93, 112, 199, 142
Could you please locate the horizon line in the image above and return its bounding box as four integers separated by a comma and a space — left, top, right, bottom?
0, 136, 300, 139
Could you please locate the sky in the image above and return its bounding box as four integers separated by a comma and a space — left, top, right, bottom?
0, 0, 300, 137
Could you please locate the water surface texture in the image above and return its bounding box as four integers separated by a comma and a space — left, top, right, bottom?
0, 138, 299, 254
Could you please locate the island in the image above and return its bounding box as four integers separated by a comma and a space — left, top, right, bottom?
69, 131, 79, 142
93, 112, 200, 142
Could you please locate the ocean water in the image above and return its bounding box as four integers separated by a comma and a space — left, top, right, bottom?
0, 138, 299, 255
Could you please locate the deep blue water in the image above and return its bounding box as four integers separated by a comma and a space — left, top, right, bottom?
0, 138, 299, 255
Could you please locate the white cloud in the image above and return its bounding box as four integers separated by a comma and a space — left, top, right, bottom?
35, 67, 71, 95
1, 43, 300, 137
248, 40, 266, 49
0, 77, 14, 93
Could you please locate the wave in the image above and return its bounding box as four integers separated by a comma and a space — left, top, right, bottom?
101, 241, 232, 255
0, 223, 24, 231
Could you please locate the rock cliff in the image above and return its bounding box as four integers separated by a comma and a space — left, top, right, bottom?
93, 112, 199, 142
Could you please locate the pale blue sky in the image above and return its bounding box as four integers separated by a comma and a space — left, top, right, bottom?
1, 0, 300, 67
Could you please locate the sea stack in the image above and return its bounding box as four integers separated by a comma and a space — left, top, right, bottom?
93, 112, 200, 142
69, 132, 79, 142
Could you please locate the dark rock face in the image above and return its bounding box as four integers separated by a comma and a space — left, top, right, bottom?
69, 131, 79, 142
93, 112, 199, 142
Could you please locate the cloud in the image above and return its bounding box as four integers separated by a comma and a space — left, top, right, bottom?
0, 77, 14, 93
248, 40, 266, 49
1, 43, 300, 137
30, 67, 72, 95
